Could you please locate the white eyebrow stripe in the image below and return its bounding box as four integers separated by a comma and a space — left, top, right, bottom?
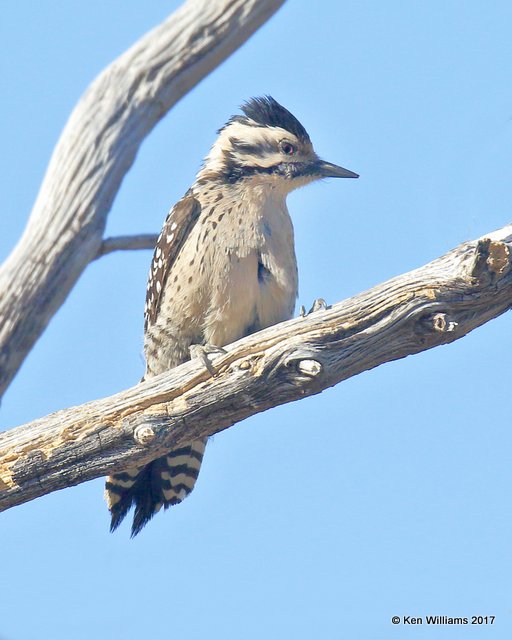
231, 149, 286, 168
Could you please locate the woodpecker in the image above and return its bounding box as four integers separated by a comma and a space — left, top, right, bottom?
105, 96, 358, 536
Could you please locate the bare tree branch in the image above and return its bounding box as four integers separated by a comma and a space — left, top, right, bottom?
1, 223, 511, 511
0, 0, 286, 399
95, 234, 159, 259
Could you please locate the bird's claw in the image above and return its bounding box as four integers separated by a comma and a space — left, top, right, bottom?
189, 343, 227, 376
300, 298, 328, 317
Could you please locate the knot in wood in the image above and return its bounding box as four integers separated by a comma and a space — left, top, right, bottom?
297, 359, 323, 378
134, 425, 156, 446
432, 313, 458, 333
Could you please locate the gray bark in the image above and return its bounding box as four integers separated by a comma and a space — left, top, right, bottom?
1, 224, 511, 510
0, 0, 286, 398
95, 234, 159, 260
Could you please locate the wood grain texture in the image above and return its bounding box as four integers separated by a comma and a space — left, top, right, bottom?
0, 0, 286, 398
1, 223, 511, 510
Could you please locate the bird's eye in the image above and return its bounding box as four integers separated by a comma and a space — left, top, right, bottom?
280, 141, 296, 156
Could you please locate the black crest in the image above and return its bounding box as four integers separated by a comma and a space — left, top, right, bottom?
236, 96, 310, 143
241, 96, 310, 142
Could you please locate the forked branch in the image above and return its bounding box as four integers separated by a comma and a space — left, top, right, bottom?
0, 0, 286, 398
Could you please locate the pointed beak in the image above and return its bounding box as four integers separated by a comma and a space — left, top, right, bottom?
316, 160, 359, 179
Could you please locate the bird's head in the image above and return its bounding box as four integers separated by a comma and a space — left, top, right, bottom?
196, 96, 358, 193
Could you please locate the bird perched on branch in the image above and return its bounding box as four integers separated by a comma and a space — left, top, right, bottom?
105, 96, 358, 536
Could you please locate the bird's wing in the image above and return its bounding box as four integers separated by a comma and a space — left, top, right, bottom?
144, 191, 201, 330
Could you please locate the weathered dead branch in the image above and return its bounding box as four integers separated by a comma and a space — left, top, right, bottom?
0, 0, 286, 398
1, 223, 511, 510
95, 234, 159, 259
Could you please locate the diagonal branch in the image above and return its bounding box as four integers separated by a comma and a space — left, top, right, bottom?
0, 0, 286, 399
1, 223, 511, 511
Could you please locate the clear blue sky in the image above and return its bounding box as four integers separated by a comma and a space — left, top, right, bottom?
1, 2, 512, 639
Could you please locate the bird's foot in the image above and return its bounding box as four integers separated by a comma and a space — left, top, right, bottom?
189, 343, 227, 376
299, 298, 329, 317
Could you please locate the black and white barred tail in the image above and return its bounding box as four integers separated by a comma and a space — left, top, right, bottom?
105, 439, 206, 537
